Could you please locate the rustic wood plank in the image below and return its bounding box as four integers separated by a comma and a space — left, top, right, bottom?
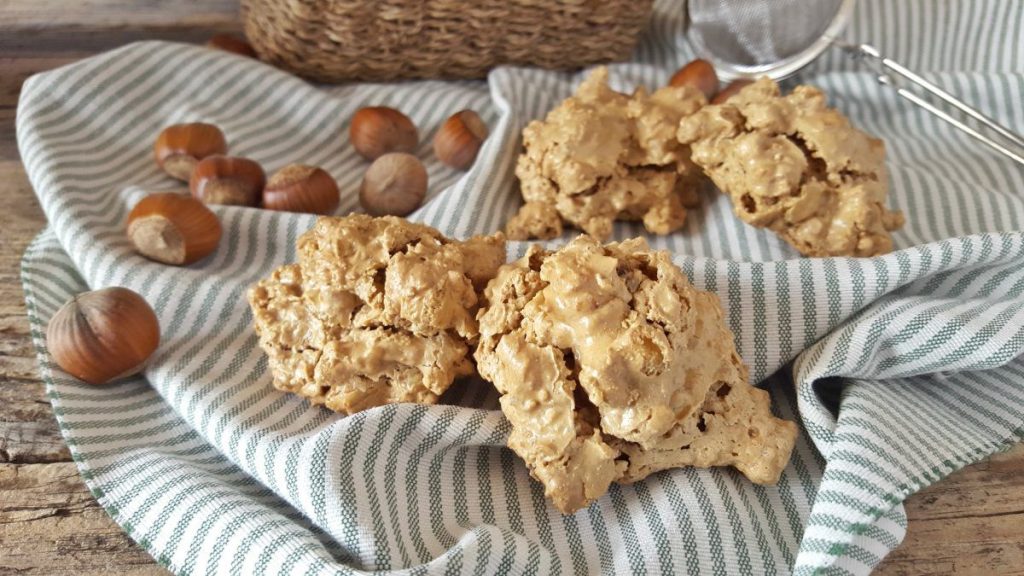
0, 462, 171, 575
877, 444, 1024, 575
1, 0, 241, 56
0, 157, 68, 467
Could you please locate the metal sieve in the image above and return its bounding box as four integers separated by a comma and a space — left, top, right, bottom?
685, 0, 1024, 165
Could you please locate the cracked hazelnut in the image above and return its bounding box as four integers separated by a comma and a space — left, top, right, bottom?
433, 110, 488, 170
190, 155, 265, 206
206, 33, 257, 58
154, 123, 227, 181
359, 152, 427, 216
350, 106, 418, 160
127, 192, 222, 265
47, 287, 161, 385
669, 59, 719, 99
263, 164, 340, 214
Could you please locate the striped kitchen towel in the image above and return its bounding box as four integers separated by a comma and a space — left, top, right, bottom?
17, 0, 1024, 574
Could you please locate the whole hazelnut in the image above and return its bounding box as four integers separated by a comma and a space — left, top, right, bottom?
127, 192, 222, 265
669, 59, 719, 100
349, 106, 418, 160
47, 287, 161, 385
206, 33, 257, 58
359, 153, 427, 216
712, 79, 754, 104
154, 123, 227, 181
433, 110, 488, 170
190, 155, 265, 206
263, 164, 340, 215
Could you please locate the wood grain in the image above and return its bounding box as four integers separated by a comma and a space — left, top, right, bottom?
0, 1, 1021, 574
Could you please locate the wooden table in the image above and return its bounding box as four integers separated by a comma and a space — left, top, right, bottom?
1, 2, 1022, 574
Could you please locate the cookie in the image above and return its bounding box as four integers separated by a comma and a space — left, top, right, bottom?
249, 215, 506, 414
475, 235, 798, 513
509, 67, 706, 241
677, 77, 905, 257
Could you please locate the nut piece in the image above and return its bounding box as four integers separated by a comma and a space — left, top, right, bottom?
677, 77, 905, 257
349, 106, 418, 160
359, 153, 427, 216
154, 123, 227, 181
263, 164, 340, 215
47, 287, 161, 385
475, 236, 797, 513
433, 110, 488, 170
127, 192, 222, 265
711, 79, 753, 104
669, 58, 719, 99
248, 215, 507, 414
206, 33, 257, 58
190, 155, 266, 206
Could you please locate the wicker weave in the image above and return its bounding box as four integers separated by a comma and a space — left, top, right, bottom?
240, 0, 655, 83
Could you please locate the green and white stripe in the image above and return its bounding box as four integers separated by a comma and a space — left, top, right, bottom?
17, 0, 1024, 573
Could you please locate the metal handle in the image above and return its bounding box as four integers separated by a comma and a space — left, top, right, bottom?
839, 43, 1024, 166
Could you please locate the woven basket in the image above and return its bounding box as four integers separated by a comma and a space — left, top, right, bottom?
240, 0, 655, 83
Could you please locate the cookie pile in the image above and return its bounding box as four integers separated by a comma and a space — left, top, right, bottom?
509, 67, 905, 258
250, 215, 798, 514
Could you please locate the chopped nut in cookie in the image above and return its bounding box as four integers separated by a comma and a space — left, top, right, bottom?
249, 215, 506, 414
475, 235, 798, 513
677, 77, 905, 257
508, 67, 706, 241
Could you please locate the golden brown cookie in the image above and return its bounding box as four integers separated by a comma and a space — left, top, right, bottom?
249, 215, 506, 414
677, 77, 905, 257
509, 67, 706, 241
475, 235, 798, 513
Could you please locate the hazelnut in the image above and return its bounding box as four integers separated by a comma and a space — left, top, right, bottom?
359, 152, 427, 216
712, 79, 754, 104
433, 110, 488, 170
127, 192, 222, 265
669, 59, 719, 99
47, 287, 161, 385
349, 106, 418, 160
190, 155, 265, 206
263, 164, 340, 215
206, 33, 257, 58
154, 123, 228, 181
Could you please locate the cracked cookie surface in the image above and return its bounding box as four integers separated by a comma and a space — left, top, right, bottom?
475, 235, 798, 513
509, 67, 706, 241
677, 77, 905, 257
249, 215, 506, 414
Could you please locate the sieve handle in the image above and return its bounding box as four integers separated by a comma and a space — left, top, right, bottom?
841, 43, 1024, 166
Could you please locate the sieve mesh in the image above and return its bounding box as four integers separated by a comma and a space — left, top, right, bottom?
686, 0, 848, 78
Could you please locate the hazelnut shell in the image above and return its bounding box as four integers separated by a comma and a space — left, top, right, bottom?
712, 79, 754, 104
263, 164, 340, 215
46, 287, 161, 385
190, 155, 265, 206
206, 34, 257, 58
154, 123, 227, 181
127, 192, 222, 265
669, 59, 719, 99
349, 107, 418, 161
359, 152, 427, 216
433, 110, 488, 170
